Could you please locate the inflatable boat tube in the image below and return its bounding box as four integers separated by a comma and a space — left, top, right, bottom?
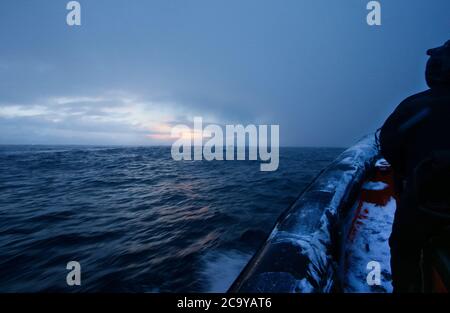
229, 135, 380, 293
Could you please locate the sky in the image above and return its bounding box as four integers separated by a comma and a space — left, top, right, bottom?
0, 0, 449, 147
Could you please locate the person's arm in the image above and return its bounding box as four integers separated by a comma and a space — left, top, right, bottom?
379, 99, 414, 173
380, 91, 433, 178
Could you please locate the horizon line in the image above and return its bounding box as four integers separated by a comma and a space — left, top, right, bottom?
0, 143, 347, 149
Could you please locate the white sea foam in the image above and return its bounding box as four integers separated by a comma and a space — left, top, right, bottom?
201, 250, 252, 293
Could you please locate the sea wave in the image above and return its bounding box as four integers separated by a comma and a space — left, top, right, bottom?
0, 145, 343, 292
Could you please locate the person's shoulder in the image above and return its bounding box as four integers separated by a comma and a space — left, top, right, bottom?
396, 89, 432, 111
401, 89, 432, 104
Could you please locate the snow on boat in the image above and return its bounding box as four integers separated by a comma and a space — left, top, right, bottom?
228, 135, 398, 292
340, 158, 396, 292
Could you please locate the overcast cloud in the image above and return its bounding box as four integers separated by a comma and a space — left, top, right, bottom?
0, 0, 449, 146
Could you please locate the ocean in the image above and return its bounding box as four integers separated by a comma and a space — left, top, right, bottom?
0, 146, 343, 292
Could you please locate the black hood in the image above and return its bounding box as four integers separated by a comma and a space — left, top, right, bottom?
426, 40, 450, 89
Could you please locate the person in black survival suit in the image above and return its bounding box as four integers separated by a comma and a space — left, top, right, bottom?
379, 40, 450, 292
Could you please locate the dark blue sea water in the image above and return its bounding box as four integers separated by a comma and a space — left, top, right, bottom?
0, 146, 343, 292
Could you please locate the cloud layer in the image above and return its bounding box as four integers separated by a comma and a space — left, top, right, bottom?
1, 1, 449, 146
